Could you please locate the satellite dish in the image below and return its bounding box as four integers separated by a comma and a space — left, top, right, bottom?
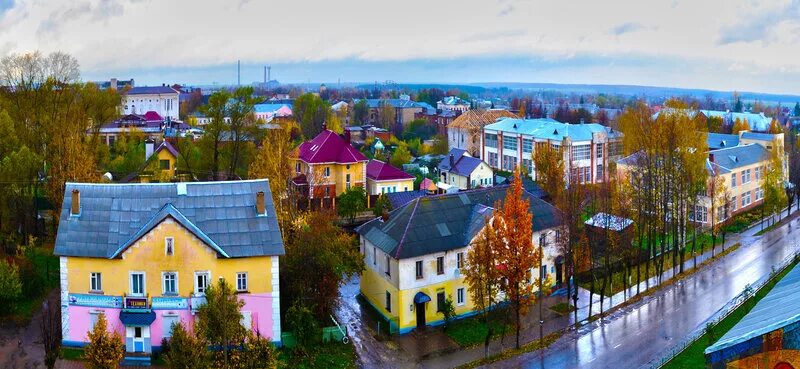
103, 172, 113, 181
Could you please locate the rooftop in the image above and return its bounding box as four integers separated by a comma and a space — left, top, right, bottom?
367, 160, 415, 181
709, 143, 769, 171
706, 262, 800, 359
439, 148, 484, 176
54, 180, 284, 259
357, 186, 561, 259
297, 130, 369, 164
126, 86, 180, 95
484, 118, 618, 142
449, 109, 518, 130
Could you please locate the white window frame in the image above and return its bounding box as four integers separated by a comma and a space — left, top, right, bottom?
162, 271, 178, 296
90, 272, 102, 292
236, 272, 248, 292
165, 237, 174, 256
457, 252, 464, 269
457, 287, 465, 306
572, 144, 591, 161
129, 271, 146, 296
194, 271, 210, 296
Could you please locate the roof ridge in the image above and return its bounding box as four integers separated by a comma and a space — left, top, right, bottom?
394, 197, 421, 259
307, 130, 334, 162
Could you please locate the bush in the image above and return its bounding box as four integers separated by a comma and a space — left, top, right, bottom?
286, 303, 320, 350
84, 313, 124, 369
0, 259, 22, 305
164, 322, 209, 369
438, 298, 456, 331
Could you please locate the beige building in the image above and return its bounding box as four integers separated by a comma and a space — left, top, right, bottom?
366, 160, 415, 195
448, 109, 518, 157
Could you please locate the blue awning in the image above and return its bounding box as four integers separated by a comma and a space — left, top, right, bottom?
414, 292, 431, 304
119, 311, 156, 326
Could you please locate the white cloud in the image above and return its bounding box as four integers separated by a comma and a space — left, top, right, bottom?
1, 0, 800, 93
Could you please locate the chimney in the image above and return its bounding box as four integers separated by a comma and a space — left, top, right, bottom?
256, 191, 266, 215
449, 153, 455, 168
145, 139, 155, 160
71, 189, 80, 216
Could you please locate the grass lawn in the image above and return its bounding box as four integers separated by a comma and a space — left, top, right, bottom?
662, 258, 799, 368
549, 302, 576, 316
61, 347, 84, 360
279, 342, 357, 369
445, 314, 509, 347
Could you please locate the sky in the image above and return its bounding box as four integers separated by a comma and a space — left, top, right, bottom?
2, 0, 800, 94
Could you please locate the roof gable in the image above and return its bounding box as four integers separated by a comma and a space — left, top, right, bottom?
298, 130, 369, 164
367, 160, 414, 181
111, 203, 229, 258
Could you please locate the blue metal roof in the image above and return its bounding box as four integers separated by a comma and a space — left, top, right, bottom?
54, 180, 285, 259
126, 86, 179, 95
254, 103, 289, 113
706, 262, 800, 357
484, 118, 615, 142
120, 311, 157, 326
707, 133, 740, 150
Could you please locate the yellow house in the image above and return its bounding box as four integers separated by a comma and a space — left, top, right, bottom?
292, 128, 369, 202
365, 159, 415, 195
356, 186, 563, 333
124, 140, 191, 183
54, 180, 285, 362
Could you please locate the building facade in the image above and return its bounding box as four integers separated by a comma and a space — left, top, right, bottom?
123, 86, 180, 121
356, 186, 563, 333
54, 181, 285, 360
437, 96, 470, 113
438, 149, 494, 190
482, 118, 623, 184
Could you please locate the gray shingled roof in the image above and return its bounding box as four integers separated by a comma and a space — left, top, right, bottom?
54, 180, 284, 259
710, 143, 769, 171
357, 186, 562, 259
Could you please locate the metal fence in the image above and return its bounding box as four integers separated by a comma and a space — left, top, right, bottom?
648, 250, 800, 368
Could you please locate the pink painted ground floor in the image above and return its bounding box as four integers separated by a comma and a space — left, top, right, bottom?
62, 293, 279, 352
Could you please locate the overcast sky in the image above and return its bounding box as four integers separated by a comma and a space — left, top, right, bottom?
2, 0, 800, 94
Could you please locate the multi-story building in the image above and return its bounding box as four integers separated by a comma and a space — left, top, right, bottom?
448, 109, 518, 157
123, 86, 180, 120
481, 118, 623, 184
292, 128, 369, 202
54, 180, 285, 362
356, 186, 562, 333
362, 98, 424, 135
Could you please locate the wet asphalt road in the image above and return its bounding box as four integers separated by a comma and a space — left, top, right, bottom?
484, 215, 800, 369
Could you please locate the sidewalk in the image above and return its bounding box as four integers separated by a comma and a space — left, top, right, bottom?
419, 202, 800, 368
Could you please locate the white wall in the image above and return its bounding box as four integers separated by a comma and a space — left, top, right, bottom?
124, 92, 180, 120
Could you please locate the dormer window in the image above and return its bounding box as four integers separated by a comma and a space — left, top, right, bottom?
165, 237, 174, 256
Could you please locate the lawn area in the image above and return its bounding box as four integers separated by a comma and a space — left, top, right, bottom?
662, 258, 799, 368
279, 342, 357, 369
445, 312, 510, 347
549, 302, 576, 316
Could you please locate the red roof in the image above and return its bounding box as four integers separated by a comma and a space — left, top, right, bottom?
367, 160, 415, 181
144, 111, 163, 121
297, 130, 368, 164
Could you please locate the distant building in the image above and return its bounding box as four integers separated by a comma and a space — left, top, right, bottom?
98, 112, 189, 145
123, 86, 180, 121
94, 78, 134, 91
437, 96, 470, 113
361, 98, 424, 136
482, 118, 623, 184
253, 103, 292, 122
653, 109, 774, 132
448, 109, 518, 157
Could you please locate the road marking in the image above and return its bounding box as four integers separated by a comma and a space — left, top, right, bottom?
613, 343, 622, 349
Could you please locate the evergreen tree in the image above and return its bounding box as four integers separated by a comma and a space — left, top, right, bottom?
84, 314, 124, 369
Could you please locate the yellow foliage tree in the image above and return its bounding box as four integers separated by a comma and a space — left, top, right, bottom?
83, 314, 124, 369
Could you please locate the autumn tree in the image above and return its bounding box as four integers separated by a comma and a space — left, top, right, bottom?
248, 123, 297, 230
378, 100, 396, 130
164, 322, 210, 369
707, 116, 724, 133
463, 218, 501, 357
768, 119, 783, 134
762, 144, 787, 225
708, 168, 727, 259
84, 313, 124, 369
390, 143, 412, 168
282, 211, 365, 322
352, 100, 369, 125
495, 170, 540, 349
40, 295, 61, 369
532, 142, 565, 201
294, 93, 331, 138
227, 87, 261, 177
199, 90, 231, 179
196, 279, 246, 366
